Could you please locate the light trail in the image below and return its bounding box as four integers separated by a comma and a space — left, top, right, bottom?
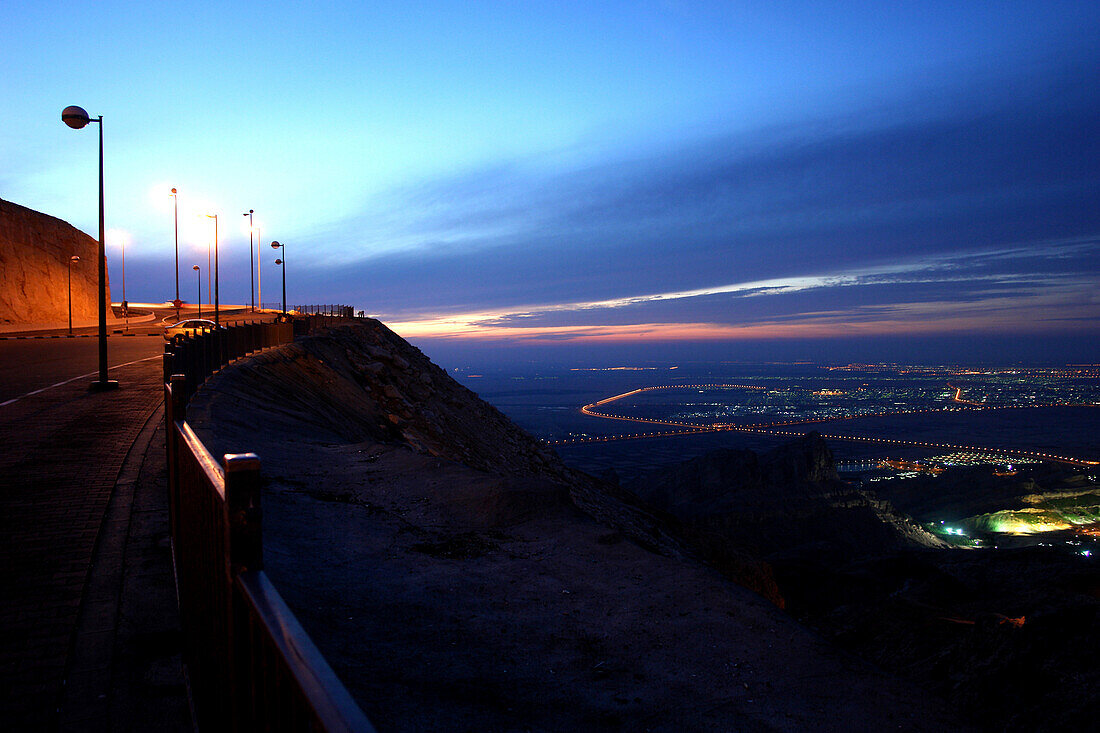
946, 381, 983, 406
583, 383, 764, 410
553, 383, 1099, 467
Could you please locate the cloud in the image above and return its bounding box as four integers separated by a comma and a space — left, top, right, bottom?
364, 226, 1098, 350
281, 54, 1100, 350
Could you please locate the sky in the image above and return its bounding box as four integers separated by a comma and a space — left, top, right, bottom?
3, 1, 1099, 366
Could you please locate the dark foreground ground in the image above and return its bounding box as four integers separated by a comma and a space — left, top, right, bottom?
187, 323, 971, 732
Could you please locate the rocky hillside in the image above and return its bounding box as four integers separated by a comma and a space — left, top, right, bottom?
628, 434, 948, 563
622, 432, 1098, 732
184, 319, 965, 732
188, 320, 683, 551
0, 198, 107, 326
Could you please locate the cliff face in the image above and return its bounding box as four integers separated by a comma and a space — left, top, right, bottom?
0, 198, 108, 326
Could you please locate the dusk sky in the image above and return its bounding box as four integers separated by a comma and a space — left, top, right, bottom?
4, 1, 1099, 365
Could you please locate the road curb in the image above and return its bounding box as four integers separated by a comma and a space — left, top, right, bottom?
59, 402, 167, 726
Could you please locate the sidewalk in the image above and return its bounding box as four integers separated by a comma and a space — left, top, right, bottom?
0, 357, 192, 730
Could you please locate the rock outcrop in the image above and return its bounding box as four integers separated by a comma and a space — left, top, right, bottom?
0, 198, 109, 326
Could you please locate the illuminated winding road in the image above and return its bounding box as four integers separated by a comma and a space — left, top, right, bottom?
554, 383, 1099, 467
946, 382, 982, 406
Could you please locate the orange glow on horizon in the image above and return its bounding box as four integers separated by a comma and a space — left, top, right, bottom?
380, 278, 1097, 346
387, 311, 1073, 344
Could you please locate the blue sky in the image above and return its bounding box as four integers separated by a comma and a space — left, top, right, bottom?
3, 1, 1099, 363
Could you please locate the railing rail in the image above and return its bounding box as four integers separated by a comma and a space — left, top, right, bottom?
164, 318, 295, 405
292, 304, 355, 318
257, 303, 357, 318
165, 319, 375, 732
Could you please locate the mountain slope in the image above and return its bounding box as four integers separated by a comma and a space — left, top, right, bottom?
185, 320, 965, 732
628, 433, 948, 562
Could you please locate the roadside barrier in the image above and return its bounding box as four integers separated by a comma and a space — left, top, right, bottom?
163, 320, 294, 403
292, 304, 355, 317
164, 318, 375, 732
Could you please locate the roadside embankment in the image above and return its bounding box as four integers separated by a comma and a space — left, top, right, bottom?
184, 319, 967, 732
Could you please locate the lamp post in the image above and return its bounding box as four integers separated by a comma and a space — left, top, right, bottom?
171, 188, 180, 319
193, 265, 201, 319
67, 255, 80, 335
243, 210, 254, 311
271, 241, 286, 316
207, 214, 219, 325
62, 105, 117, 391
119, 232, 127, 330
256, 223, 262, 310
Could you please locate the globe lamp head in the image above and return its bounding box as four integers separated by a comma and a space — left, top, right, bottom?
62, 106, 91, 129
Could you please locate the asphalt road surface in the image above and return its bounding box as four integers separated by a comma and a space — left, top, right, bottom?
0, 307, 274, 404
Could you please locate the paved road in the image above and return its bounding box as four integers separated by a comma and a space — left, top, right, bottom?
0, 307, 274, 403
0, 338, 165, 403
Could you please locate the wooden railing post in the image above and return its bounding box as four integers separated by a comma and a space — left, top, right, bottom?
207, 328, 217, 379
167, 374, 188, 558
223, 452, 262, 731
181, 339, 194, 401
224, 453, 263, 575
200, 330, 211, 382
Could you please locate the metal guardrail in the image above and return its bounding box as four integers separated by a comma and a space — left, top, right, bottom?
258, 304, 356, 317
164, 319, 375, 732
293, 304, 355, 318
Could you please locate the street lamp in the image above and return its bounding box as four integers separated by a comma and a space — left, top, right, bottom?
171, 188, 180, 318
256, 223, 262, 310
271, 241, 286, 316
207, 214, 219, 325
67, 255, 80, 335
119, 230, 127, 330
193, 265, 201, 319
243, 210, 254, 311
62, 105, 117, 391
